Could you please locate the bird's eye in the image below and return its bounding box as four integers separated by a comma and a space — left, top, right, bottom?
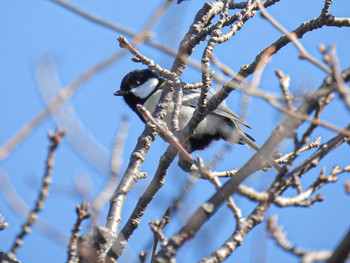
135, 80, 141, 86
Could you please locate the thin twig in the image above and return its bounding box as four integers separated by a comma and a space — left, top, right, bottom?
183, 82, 204, 90
229, 0, 281, 11
35, 57, 110, 174
256, 0, 331, 74
209, 53, 236, 78
137, 105, 194, 163
238, 15, 350, 79
329, 45, 350, 112
0, 214, 8, 231
117, 36, 178, 82
300, 93, 335, 148
320, 0, 333, 18
240, 46, 276, 119
267, 216, 332, 262
104, 1, 174, 250
208, 175, 242, 221
90, 116, 129, 227
265, 97, 350, 137
0, 1, 171, 163
67, 203, 91, 263
149, 208, 170, 260
50, 0, 180, 66
105, 48, 175, 235
237, 164, 348, 207
276, 137, 321, 164
154, 68, 350, 262
198, 125, 349, 263
0, 51, 123, 162
345, 181, 350, 195
0, 174, 68, 245
113, 2, 258, 257
275, 69, 293, 110
9, 130, 65, 256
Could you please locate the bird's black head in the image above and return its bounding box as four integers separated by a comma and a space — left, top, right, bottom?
114, 69, 164, 117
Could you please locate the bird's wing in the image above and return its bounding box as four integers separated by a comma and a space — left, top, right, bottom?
181, 89, 252, 129
214, 102, 252, 129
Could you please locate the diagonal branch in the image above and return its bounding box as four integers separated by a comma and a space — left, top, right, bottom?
154, 67, 350, 262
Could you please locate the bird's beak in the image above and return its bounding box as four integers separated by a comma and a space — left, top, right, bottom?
114, 90, 129, 96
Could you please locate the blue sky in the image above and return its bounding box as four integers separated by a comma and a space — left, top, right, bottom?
1, 1, 349, 262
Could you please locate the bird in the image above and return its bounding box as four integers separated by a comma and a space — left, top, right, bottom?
114, 69, 282, 172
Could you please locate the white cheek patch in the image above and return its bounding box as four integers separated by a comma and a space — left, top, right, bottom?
132, 78, 159, 99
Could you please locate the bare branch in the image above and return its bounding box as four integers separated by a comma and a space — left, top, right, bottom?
276, 137, 321, 164
137, 104, 194, 163
0, 1, 172, 163
9, 130, 65, 256
0, 174, 68, 245
105, 38, 176, 236
0, 52, 122, 162
238, 15, 350, 78
265, 96, 350, 137
329, 45, 350, 112
67, 203, 91, 263
90, 117, 129, 227
0, 215, 8, 231
320, 0, 334, 18
237, 163, 349, 207
267, 216, 332, 262
345, 180, 350, 195
275, 69, 293, 110
154, 67, 350, 262
149, 208, 171, 260
327, 227, 350, 263
299, 93, 335, 146
35, 57, 110, 174
256, 0, 331, 74
197, 124, 349, 263
4, 1, 350, 262
104, 1, 174, 239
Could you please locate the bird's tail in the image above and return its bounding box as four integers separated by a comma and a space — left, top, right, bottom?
241, 133, 282, 173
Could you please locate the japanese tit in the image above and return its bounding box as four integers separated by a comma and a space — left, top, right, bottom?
114, 69, 281, 172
